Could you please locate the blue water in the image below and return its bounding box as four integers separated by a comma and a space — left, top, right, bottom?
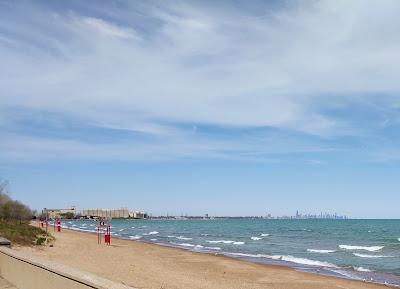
59, 219, 400, 286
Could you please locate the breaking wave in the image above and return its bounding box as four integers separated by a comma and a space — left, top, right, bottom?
206, 240, 245, 245
228, 253, 337, 268
251, 237, 262, 241
307, 249, 336, 254
353, 253, 393, 258
339, 245, 384, 252
168, 235, 192, 240
354, 266, 372, 272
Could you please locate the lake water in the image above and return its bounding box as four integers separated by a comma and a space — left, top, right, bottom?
59, 219, 400, 287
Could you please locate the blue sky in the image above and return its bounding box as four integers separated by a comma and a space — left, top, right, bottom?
1, 0, 400, 218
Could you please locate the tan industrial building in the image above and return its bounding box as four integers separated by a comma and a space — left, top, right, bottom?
81, 207, 130, 219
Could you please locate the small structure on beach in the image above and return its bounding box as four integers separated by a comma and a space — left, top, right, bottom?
0, 237, 11, 248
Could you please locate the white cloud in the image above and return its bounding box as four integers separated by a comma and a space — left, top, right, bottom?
0, 0, 399, 161
79, 17, 140, 40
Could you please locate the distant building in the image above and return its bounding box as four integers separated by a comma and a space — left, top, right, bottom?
44, 207, 76, 219
81, 207, 130, 219
129, 211, 147, 219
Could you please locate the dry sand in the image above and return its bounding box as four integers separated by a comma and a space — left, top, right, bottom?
16, 228, 391, 289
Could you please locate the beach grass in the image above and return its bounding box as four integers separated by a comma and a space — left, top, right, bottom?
0, 219, 52, 246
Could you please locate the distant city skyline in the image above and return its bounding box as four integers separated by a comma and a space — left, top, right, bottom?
1, 1, 400, 218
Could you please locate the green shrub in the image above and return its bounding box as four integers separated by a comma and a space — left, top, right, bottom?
0, 220, 52, 246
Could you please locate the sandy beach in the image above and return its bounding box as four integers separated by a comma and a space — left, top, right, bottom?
13, 228, 392, 289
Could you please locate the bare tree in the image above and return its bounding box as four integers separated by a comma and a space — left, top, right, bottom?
0, 180, 10, 206
0, 179, 32, 222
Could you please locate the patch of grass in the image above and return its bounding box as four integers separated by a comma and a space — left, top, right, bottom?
0, 220, 53, 246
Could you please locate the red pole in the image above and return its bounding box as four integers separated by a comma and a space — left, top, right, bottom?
104, 223, 110, 245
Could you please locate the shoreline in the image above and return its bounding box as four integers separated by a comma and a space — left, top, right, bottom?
15, 224, 395, 289
59, 223, 400, 288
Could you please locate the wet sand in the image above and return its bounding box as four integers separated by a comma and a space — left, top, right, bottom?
16, 228, 392, 289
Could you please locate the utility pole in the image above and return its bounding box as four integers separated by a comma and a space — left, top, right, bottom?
44, 208, 48, 242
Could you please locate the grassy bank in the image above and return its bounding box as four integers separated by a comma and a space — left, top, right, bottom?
0, 220, 50, 246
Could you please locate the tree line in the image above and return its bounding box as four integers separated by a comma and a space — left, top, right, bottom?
0, 180, 32, 222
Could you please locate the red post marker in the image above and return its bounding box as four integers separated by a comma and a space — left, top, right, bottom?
105, 224, 111, 245
53, 219, 61, 232
97, 219, 111, 246
57, 219, 61, 232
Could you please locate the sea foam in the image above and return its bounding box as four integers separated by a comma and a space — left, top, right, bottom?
307, 249, 336, 254
206, 240, 245, 245
260, 233, 270, 237
176, 243, 204, 249
251, 237, 262, 241
228, 253, 337, 268
339, 245, 384, 252
177, 236, 192, 240
353, 253, 393, 258
353, 266, 372, 272
205, 246, 221, 251
143, 231, 159, 235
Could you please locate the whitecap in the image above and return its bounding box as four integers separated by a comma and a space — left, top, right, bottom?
275, 255, 337, 268
353, 253, 393, 258
206, 240, 229, 244
143, 231, 159, 235
119, 229, 125, 232
260, 233, 270, 237
228, 253, 337, 268
251, 237, 262, 241
150, 238, 157, 241
129, 235, 141, 240
205, 246, 221, 250
176, 243, 204, 249
339, 245, 383, 252
354, 266, 372, 272
307, 249, 336, 254
169, 236, 192, 240
206, 240, 244, 245
177, 236, 192, 240
398, 238, 400, 242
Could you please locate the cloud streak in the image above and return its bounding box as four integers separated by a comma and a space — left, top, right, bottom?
0, 0, 399, 162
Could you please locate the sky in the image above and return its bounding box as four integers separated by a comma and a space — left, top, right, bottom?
1, 0, 400, 218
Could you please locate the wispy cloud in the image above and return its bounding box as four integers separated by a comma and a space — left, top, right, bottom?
0, 0, 399, 162
78, 17, 141, 40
